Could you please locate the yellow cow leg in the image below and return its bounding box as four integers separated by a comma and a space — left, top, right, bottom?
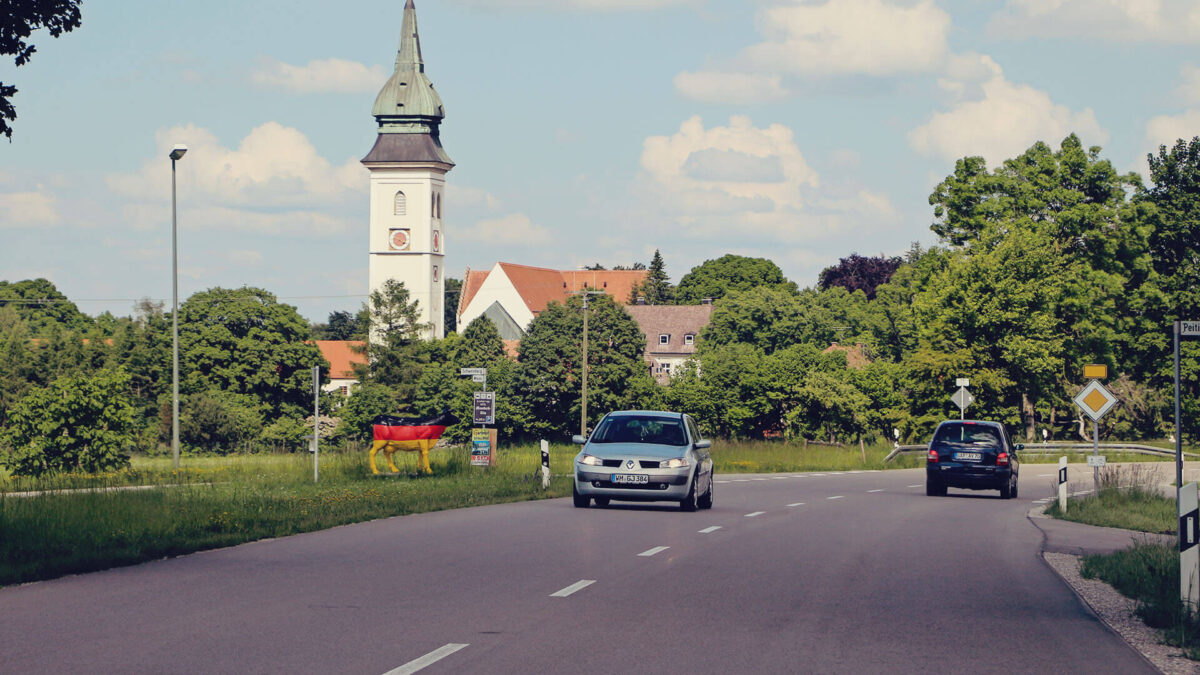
419, 439, 434, 474
369, 440, 385, 474
384, 444, 402, 473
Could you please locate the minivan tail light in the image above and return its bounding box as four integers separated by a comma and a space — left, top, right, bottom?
997, 451, 1009, 466
927, 449, 939, 463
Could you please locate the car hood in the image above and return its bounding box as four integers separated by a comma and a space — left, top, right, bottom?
582, 442, 689, 459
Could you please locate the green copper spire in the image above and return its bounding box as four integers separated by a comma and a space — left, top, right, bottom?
372, 0, 445, 134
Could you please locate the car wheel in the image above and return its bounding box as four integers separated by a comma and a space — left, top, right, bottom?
679, 472, 699, 512
1000, 476, 1013, 499
1012, 475, 1019, 499
573, 482, 590, 508
926, 480, 945, 497
698, 470, 714, 509
594, 496, 610, 507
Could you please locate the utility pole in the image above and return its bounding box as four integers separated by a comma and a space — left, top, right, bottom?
572, 289, 605, 437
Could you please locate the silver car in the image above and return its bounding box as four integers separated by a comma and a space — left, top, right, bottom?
572, 410, 714, 511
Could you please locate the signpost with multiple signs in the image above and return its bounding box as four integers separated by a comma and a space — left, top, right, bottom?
462, 367, 498, 465
950, 378, 974, 420
1073, 371, 1118, 496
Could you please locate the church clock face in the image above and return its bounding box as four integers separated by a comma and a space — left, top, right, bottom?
388, 228, 410, 251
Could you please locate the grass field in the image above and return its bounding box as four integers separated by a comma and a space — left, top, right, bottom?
0, 439, 917, 587
1044, 464, 1176, 534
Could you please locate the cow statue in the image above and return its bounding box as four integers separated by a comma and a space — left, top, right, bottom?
370, 411, 458, 474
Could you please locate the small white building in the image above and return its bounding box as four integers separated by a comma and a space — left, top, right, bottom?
624, 302, 714, 383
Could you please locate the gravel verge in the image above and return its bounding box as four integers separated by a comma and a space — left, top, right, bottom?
1044, 551, 1199, 674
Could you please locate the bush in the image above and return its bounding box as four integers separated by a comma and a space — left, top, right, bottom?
1, 368, 137, 476
179, 391, 262, 454
259, 417, 310, 452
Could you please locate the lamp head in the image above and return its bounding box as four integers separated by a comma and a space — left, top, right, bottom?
169, 144, 188, 161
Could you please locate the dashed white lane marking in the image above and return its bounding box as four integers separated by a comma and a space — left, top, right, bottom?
752, 478, 769, 481
867, 489, 883, 493
810, 473, 827, 476
788, 502, 805, 507
384, 643, 470, 675
638, 546, 670, 557
745, 511, 766, 518
771, 476, 789, 480
550, 580, 596, 597
733, 479, 750, 483
699, 526, 722, 534
907, 484, 922, 488
1038, 473, 1054, 477
827, 496, 844, 500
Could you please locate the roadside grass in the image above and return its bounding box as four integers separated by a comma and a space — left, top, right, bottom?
1082, 543, 1200, 659
1044, 465, 1175, 534
712, 439, 923, 473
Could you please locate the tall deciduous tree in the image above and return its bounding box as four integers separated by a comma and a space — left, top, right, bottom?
674, 254, 796, 304
177, 287, 327, 417
1, 0, 83, 138
0, 278, 91, 334
818, 253, 902, 300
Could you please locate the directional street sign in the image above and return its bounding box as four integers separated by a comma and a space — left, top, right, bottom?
460, 367, 487, 377
1073, 380, 1118, 422
950, 387, 974, 411
471, 374, 486, 383
1182, 320, 1200, 339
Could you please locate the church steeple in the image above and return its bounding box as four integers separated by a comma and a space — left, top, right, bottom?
371, 0, 445, 135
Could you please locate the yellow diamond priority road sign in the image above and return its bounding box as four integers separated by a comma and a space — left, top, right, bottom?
1073, 380, 1118, 422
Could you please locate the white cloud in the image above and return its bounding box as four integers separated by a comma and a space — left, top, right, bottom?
109, 122, 365, 208
1174, 64, 1200, 107
639, 116, 896, 242
988, 0, 1200, 42
451, 0, 693, 9
0, 191, 59, 228
673, 71, 790, 105
227, 249, 264, 265
460, 213, 552, 245
1145, 110, 1200, 154
743, 0, 951, 76
908, 53, 1108, 164
250, 58, 387, 93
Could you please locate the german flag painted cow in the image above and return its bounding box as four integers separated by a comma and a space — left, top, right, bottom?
370, 411, 458, 474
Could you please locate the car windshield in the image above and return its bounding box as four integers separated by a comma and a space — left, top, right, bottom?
933, 424, 1001, 447
591, 416, 687, 445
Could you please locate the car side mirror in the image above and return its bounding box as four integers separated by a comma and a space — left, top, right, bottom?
694, 439, 712, 450
572, 435, 587, 445
1015, 443, 1024, 451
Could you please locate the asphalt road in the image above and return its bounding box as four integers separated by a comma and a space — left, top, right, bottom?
0, 467, 1158, 674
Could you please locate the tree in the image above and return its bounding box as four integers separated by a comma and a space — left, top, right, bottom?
818, 253, 902, 300
0, 278, 91, 334
177, 287, 327, 417
1, 0, 83, 139
2, 368, 137, 476
178, 391, 263, 454
356, 279, 429, 398
630, 249, 673, 304
1142, 137, 1200, 320
674, 254, 797, 304
506, 294, 654, 439
312, 310, 364, 341
444, 277, 463, 333
333, 382, 398, 443
701, 286, 879, 355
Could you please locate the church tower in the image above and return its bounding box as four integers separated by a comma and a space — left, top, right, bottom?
363, 0, 453, 339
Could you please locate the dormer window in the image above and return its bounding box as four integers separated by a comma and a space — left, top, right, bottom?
685, 334, 695, 346
394, 191, 407, 216
659, 334, 670, 346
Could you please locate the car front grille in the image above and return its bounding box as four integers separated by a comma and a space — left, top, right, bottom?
600, 459, 663, 469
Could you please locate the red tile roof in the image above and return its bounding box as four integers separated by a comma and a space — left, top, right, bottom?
312, 340, 366, 379
457, 263, 649, 319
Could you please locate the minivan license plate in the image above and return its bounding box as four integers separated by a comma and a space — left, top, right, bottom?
612, 474, 648, 485
955, 452, 982, 462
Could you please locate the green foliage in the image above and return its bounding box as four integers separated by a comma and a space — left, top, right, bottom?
312, 310, 366, 341
2, 368, 136, 476
675, 254, 797, 304
0, 0, 82, 138
358, 279, 428, 397
702, 285, 879, 355
506, 294, 655, 440
630, 249, 674, 304
179, 391, 263, 454
334, 382, 398, 443
259, 417, 311, 452
444, 277, 463, 333
178, 287, 326, 418
0, 278, 91, 335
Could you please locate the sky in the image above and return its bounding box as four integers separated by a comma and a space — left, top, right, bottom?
3, 0, 1200, 324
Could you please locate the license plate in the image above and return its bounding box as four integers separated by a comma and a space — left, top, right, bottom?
955, 452, 982, 462
611, 474, 648, 485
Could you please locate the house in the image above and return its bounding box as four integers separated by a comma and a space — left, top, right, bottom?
312, 340, 367, 396
625, 302, 715, 383
456, 263, 649, 339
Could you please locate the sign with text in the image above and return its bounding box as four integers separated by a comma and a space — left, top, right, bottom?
471, 428, 497, 466
460, 367, 487, 376
473, 391, 496, 425
1086, 455, 1107, 468
1182, 321, 1200, 339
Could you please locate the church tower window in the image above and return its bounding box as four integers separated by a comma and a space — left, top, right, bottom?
394, 191, 407, 216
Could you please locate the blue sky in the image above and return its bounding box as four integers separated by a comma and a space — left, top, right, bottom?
3, 0, 1200, 323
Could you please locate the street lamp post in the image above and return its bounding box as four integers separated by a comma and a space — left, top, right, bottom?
169, 144, 187, 470
574, 289, 604, 437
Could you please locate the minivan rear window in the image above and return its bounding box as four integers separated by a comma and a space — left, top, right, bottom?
933, 424, 1001, 446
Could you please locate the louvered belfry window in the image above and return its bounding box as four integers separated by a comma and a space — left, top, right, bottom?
394, 191, 407, 216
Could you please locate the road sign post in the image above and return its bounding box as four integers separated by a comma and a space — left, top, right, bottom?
1073, 378, 1118, 496
312, 366, 320, 483
1182, 482, 1200, 609
1058, 456, 1068, 514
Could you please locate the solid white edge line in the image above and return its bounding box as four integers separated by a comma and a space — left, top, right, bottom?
384, 643, 470, 675
745, 511, 766, 517
638, 546, 670, 557
907, 484, 921, 488
868, 489, 883, 493
550, 579, 596, 597
699, 526, 722, 533
787, 502, 804, 507
827, 496, 844, 500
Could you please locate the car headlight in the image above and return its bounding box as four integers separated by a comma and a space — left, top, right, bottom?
578, 454, 603, 466
662, 457, 689, 469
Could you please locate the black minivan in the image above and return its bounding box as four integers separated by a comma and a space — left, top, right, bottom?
925, 420, 1021, 498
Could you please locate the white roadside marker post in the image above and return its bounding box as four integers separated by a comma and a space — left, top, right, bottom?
1181, 482, 1199, 609
540, 439, 551, 489
1058, 456, 1067, 513
313, 366, 320, 483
